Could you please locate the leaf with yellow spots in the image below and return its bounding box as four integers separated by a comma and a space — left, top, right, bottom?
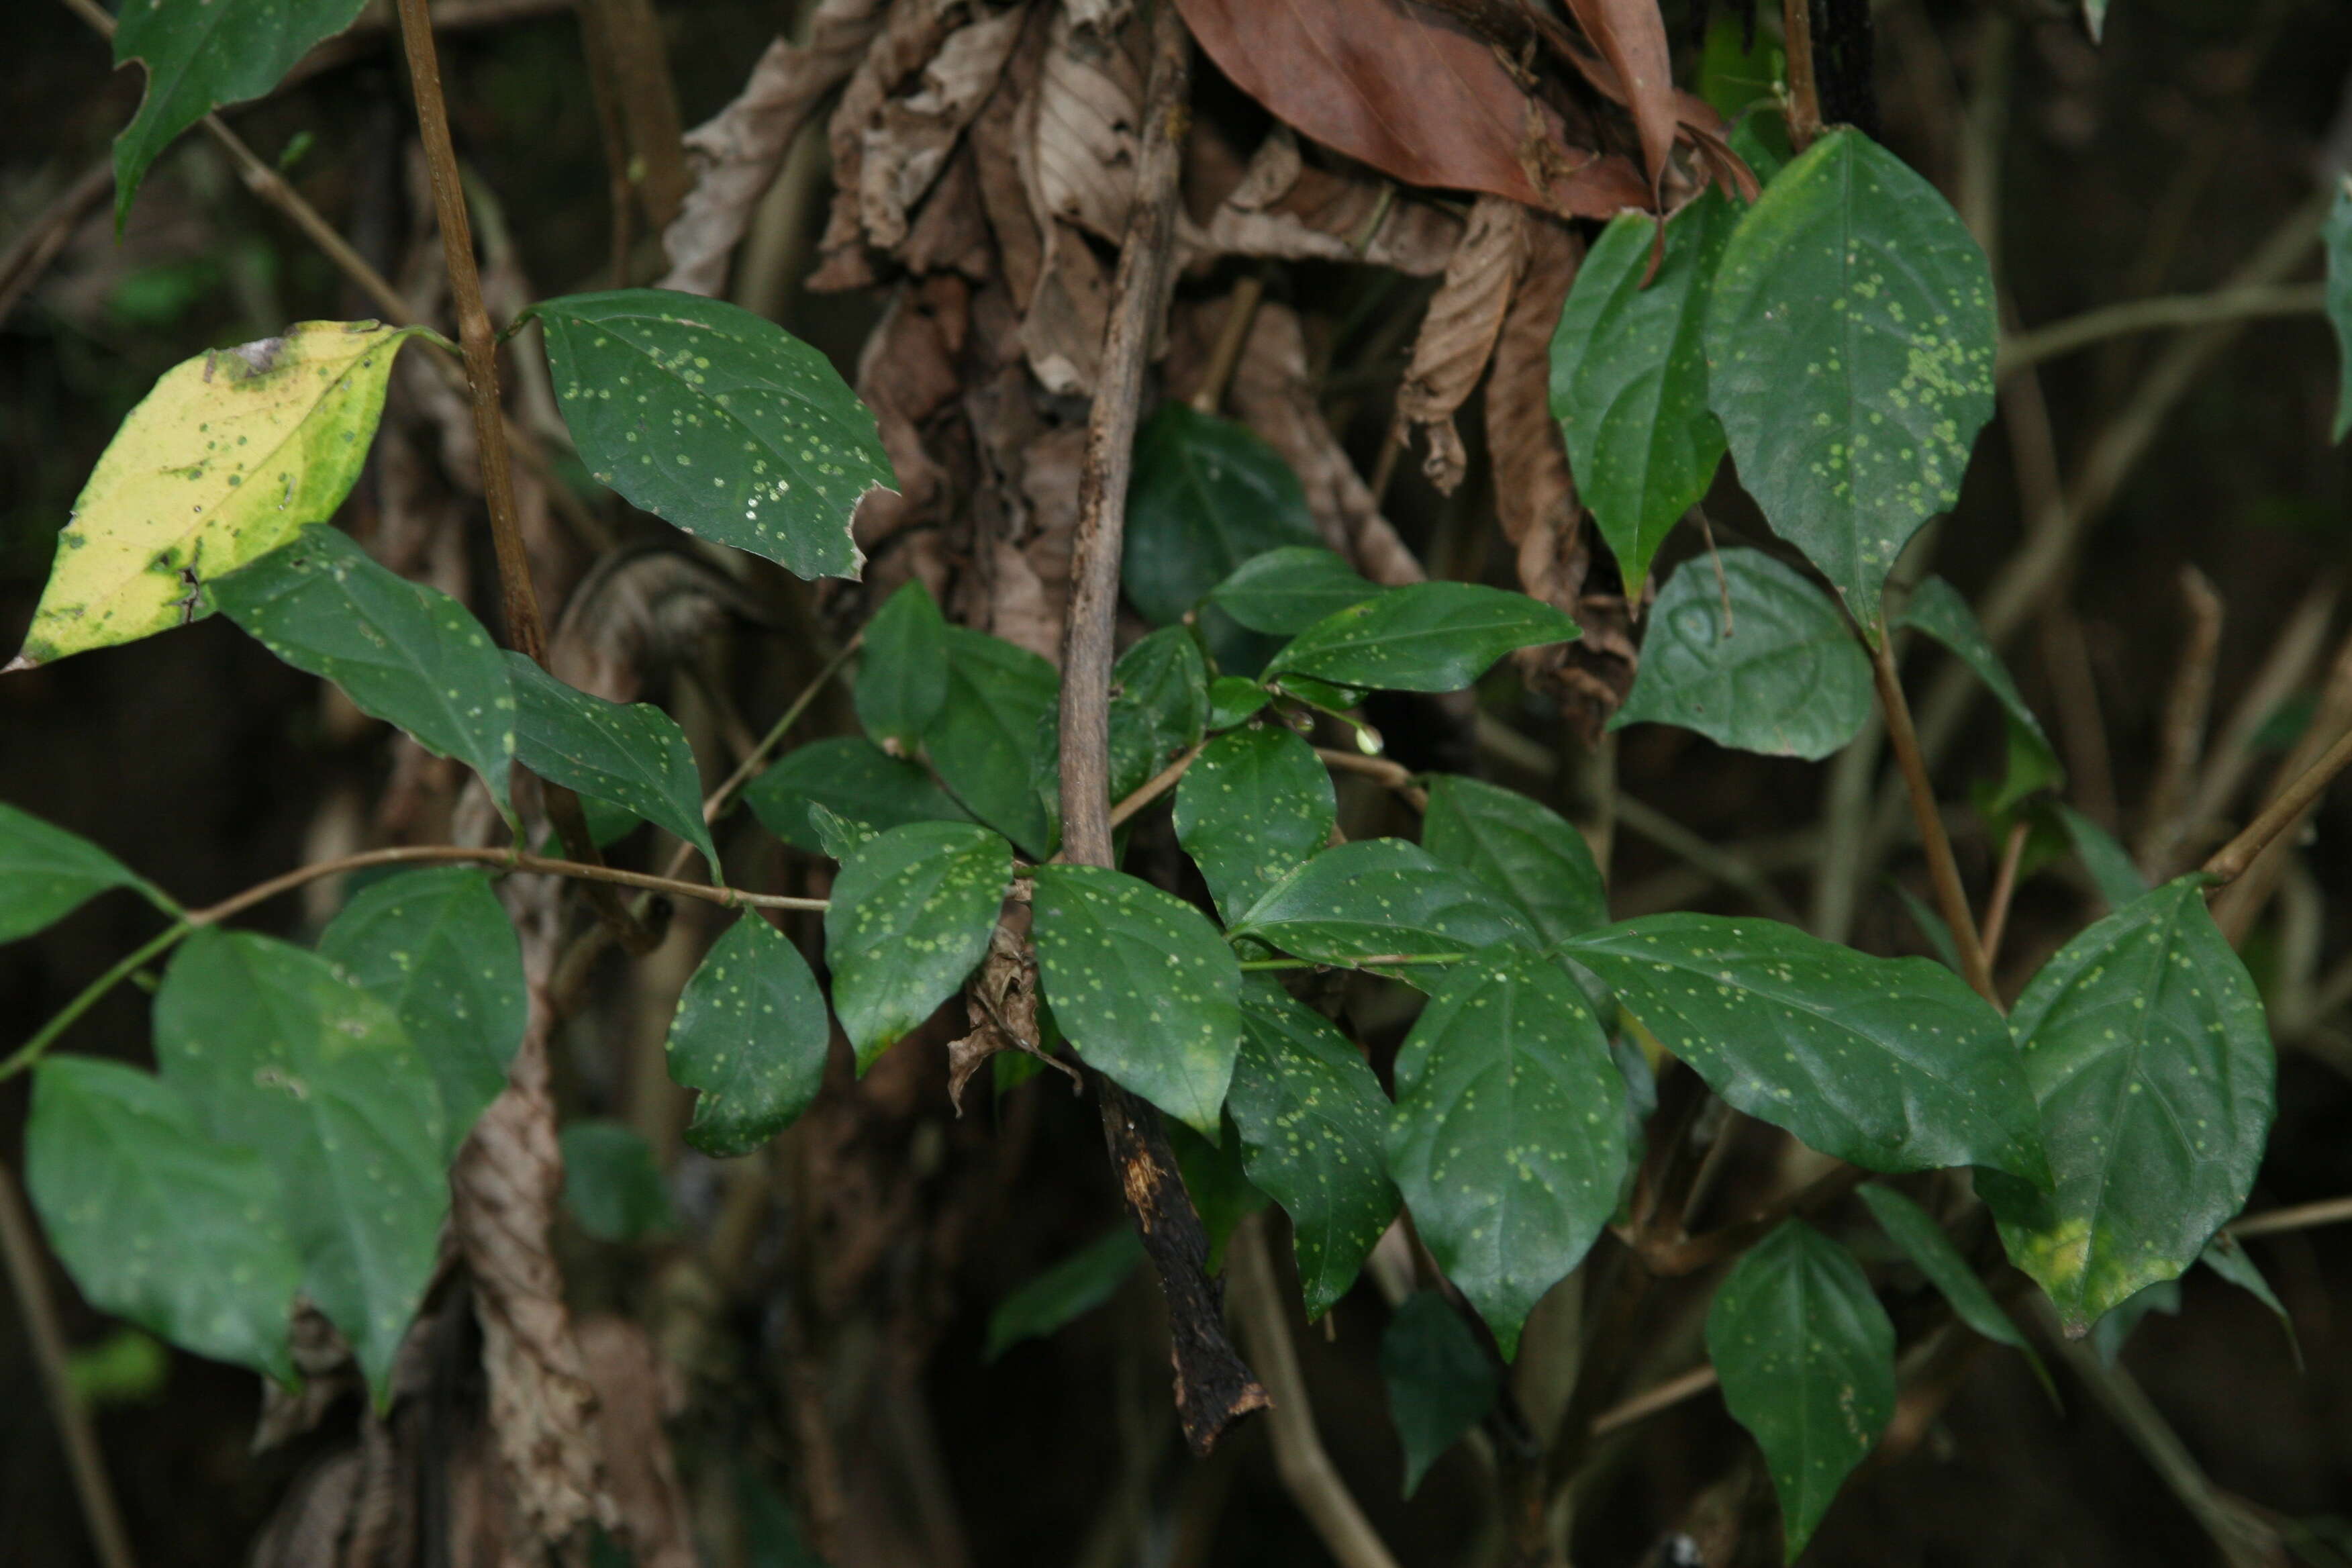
1173, 725, 1335, 924
1706, 1219, 1895, 1560
1030, 864, 1244, 1138
826, 822, 1011, 1073
1979, 877, 2274, 1334
530, 289, 895, 581
1383, 944, 1626, 1359
667, 914, 831, 1157
8, 321, 422, 669
1422, 775, 1610, 943
1230, 838, 1534, 988
1230, 979, 1397, 1318
503, 652, 716, 867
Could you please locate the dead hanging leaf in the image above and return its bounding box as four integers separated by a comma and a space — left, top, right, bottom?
1185, 128, 1463, 275
848, 273, 971, 575
947, 906, 1075, 1112
658, 0, 890, 297
1020, 224, 1114, 395
1560, 0, 1679, 193
1173, 0, 1647, 217
1029, 2, 1146, 242
899, 144, 995, 278
859, 6, 1029, 250
1397, 195, 1530, 494
548, 544, 774, 705
812, 0, 980, 292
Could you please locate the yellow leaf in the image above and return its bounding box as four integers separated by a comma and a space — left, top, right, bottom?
7, 320, 422, 669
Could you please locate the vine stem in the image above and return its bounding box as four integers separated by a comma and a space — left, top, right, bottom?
1107, 742, 1202, 829
1783, 0, 1823, 150
2227, 1194, 2352, 1239
2200, 720, 2352, 887
1998, 283, 2327, 377
0, 1161, 138, 1568
1869, 627, 1999, 1005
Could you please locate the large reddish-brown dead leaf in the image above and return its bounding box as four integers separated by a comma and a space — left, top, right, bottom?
1561, 0, 1678, 193
1174, 0, 1647, 217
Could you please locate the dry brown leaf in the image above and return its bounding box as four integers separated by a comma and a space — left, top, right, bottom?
811, 0, 977, 291
946, 908, 1075, 1112
1018, 222, 1114, 395
1396, 195, 1530, 494
657, 0, 889, 297
1185, 128, 1463, 275
969, 4, 1055, 305
858, 6, 1028, 250
900, 144, 996, 278
1028, 1, 1145, 243
847, 274, 972, 575
1561, 0, 1679, 193
1174, 0, 1648, 218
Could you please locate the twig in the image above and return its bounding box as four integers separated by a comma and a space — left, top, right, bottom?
1050, 1, 1266, 1457
0, 156, 111, 325
2204, 656, 2352, 888
1227, 1218, 1401, 1568
1589, 1363, 1719, 1440
1189, 275, 1265, 416
1998, 283, 2327, 378
1313, 746, 1430, 810
2226, 1195, 2352, 1240
0, 927, 186, 1083
701, 636, 859, 828
1978, 818, 2029, 969
0, 1161, 139, 1568
2183, 578, 2340, 852
1616, 796, 1802, 926
2137, 567, 2226, 875
1620, 1160, 1867, 1278
1783, 0, 1822, 149
1869, 630, 1998, 1004
1108, 742, 1203, 829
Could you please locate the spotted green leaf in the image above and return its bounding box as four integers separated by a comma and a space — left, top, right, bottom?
26, 1056, 301, 1380
826, 822, 1010, 1072
1265, 583, 1580, 695
856, 580, 948, 754
1857, 1183, 2052, 1398
744, 736, 967, 852
533, 289, 893, 580
1560, 914, 2049, 1183
1704, 129, 1997, 634
1612, 548, 1871, 761
1380, 1292, 1498, 1498
1901, 576, 2061, 812
667, 914, 832, 1157
984, 1225, 1146, 1362
154, 930, 446, 1399
207, 527, 516, 820
1386, 945, 1628, 1357
10, 323, 419, 669
1422, 775, 1608, 943
560, 1121, 675, 1243
1173, 726, 1336, 922
1030, 865, 1244, 1137
926, 626, 1060, 858
1979, 877, 2273, 1334
2323, 178, 2351, 444
1230, 839, 1534, 987
0, 801, 146, 942
1551, 194, 1740, 595
1108, 626, 1210, 800
1208, 546, 1380, 635
1230, 979, 1399, 1318
109, 0, 369, 227
503, 652, 716, 867
318, 867, 526, 1156
1122, 405, 1321, 626
1706, 1219, 1896, 1561
1207, 676, 1271, 730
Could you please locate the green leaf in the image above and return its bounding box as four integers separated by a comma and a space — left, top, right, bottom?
1230, 979, 1399, 1318
1030, 865, 1245, 1137
806, 801, 875, 861
1173, 726, 1336, 922
11, 323, 419, 668
744, 736, 967, 852
317, 867, 525, 1155
1231, 839, 1534, 986
1385, 945, 1628, 1357
983, 1225, 1146, 1362
856, 580, 948, 754
1892, 881, 1964, 975
109, 0, 369, 228
207, 527, 516, 820
1422, 775, 1608, 943
1265, 583, 1579, 695
532, 290, 893, 581
1979, 877, 2274, 1334
2200, 1232, 2299, 1367
1122, 405, 1321, 626
1704, 129, 1998, 633
1901, 577, 2062, 811
1208, 676, 1271, 730
667, 914, 831, 1157
1208, 547, 1380, 635
559, 1121, 675, 1242
503, 652, 716, 867
1857, 1183, 2052, 1398
153, 930, 445, 1396
1379, 1292, 1498, 1498
26, 1056, 299, 1380
1706, 1219, 1896, 1561
1612, 548, 1871, 760
2081, 0, 2108, 42
1560, 914, 2049, 1183
2325, 179, 2351, 444
826, 822, 1010, 1072
0, 801, 144, 942
1551, 195, 1740, 595
1108, 626, 1210, 799
2089, 1278, 2178, 1365
2054, 803, 2149, 914
926, 627, 1060, 857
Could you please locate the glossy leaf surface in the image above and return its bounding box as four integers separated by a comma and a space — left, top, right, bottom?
667, 915, 831, 1157
856, 580, 948, 754
1232, 839, 1534, 985
1122, 405, 1321, 626
1266, 583, 1580, 695
504, 652, 716, 867
1422, 775, 1608, 943
826, 823, 1009, 1071
744, 736, 967, 852
1208, 546, 1379, 635
927, 627, 1060, 857
1173, 725, 1336, 923
0, 802, 142, 942
1107, 626, 1210, 801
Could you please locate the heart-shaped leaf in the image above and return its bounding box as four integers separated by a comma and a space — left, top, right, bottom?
826, 822, 1010, 1071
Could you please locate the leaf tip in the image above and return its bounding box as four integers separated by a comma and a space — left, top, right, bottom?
3, 652, 38, 675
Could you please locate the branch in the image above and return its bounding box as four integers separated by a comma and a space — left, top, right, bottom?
2201, 720, 2352, 888
1048, 2, 1266, 1457
1588, 1363, 1719, 1440
1108, 742, 1203, 830
1313, 747, 1430, 810
2227, 1195, 2352, 1240
1783, 0, 1823, 150
1869, 630, 1999, 1005
1997, 283, 2326, 378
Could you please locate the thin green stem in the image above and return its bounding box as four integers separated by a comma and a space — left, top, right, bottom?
699, 634, 860, 829
1236, 952, 1469, 973
1, 924, 191, 1082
